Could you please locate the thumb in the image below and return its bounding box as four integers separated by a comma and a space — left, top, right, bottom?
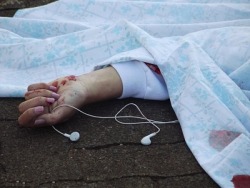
37, 105, 74, 126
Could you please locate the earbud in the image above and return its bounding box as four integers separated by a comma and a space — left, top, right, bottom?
64, 132, 80, 142
51, 103, 178, 145
141, 132, 157, 145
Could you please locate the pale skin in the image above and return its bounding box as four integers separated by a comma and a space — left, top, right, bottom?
18, 67, 123, 127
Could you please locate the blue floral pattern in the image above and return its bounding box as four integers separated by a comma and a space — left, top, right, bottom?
0, 1, 250, 187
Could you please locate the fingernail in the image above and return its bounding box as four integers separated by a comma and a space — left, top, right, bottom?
49, 85, 57, 92
34, 119, 45, 126
46, 97, 55, 104
51, 92, 60, 99
34, 106, 44, 114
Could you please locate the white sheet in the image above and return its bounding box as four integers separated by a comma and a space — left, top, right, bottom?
0, 1, 249, 187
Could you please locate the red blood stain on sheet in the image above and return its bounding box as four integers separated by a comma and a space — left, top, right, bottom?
66, 75, 77, 81
232, 175, 250, 188
209, 130, 240, 151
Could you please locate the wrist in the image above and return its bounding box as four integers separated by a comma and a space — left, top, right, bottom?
77, 67, 123, 105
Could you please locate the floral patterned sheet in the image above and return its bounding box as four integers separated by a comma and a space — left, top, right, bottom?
0, 0, 250, 187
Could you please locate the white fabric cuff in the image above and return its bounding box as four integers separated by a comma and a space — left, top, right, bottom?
112, 61, 169, 100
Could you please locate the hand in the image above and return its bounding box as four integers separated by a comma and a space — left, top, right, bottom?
18, 67, 123, 127
18, 75, 89, 127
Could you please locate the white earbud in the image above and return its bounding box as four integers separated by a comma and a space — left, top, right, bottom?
64, 132, 80, 142
141, 132, 157, 146
51, 103, 178, 144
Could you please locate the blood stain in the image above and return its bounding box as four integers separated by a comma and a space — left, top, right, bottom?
232, 175, 250, 188
66, 75, 77, 81
209, 130, 240, 151
61, 80, 67, 85
52, 81, 58, 87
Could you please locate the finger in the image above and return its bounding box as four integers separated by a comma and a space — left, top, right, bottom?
34, 105, 76, 127
28, 82, 57, 92
18, 106, 45, 127
24, 89, 60, 100
19, 97, 56, 113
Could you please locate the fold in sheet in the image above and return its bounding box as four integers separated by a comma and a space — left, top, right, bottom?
0, 0, 250, 187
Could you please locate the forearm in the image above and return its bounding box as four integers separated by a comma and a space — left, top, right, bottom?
18, 62, 167, 127
80, 60, 169, 105
78, 66, 123, 105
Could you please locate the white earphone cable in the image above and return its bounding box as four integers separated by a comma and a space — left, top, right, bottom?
113, 103, 160, 133
52, 125, 65, 136
52, 103, 178, 125
51, 103, 179, 143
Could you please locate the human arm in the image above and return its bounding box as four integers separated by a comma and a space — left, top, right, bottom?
18, 61, 168, 127
18, 66, 123, 127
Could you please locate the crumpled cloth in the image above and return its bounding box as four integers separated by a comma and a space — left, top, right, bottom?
0, 0, 250, 187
